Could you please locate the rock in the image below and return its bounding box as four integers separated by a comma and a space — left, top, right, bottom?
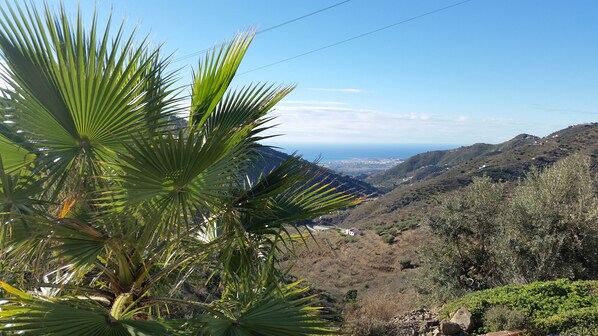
440, 321, 463, 335
450, 307, 474, 332
388, 309, 441, 335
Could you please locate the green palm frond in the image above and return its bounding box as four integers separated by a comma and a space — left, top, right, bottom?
0, 156, 45, 252
49, 218, 108, 267
139, 50, 185, 136
0, 1, 360, 334
190, 32, 253, 128
203, 156, 359, 293
203, 83, 294, 137
234, 155, 360, 234
0, 2, 176, 182
0, 281, 170, 335
187, 281, 333, 336
114, 129, 247, 230
0, 156, 45, 226
0, 135, 33, 173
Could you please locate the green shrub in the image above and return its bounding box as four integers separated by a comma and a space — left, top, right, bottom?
440, 280, 598, 334
422, 155, 598, 297
483, 306, 527, 332
343, 236, 357, 243
344, 289, 358, 303
535, 306, 598, 335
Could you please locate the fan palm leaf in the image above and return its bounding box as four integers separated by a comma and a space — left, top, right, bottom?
0, 136, 32, 173
0, 2, 360, 335
0, 281, 170, 336
0, 2, 176, 188
187, 281, 333, 336
190, 33, 253, 128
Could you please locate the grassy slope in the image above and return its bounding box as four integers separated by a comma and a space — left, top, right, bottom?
366, 133, 540, 190
285, 229, 427, 316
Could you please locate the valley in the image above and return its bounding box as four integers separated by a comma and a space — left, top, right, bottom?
284, 122, 598, 335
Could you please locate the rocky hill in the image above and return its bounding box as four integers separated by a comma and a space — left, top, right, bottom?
289, 122, 598, 324
366, 133, 540, 191
337, 123, 598, 229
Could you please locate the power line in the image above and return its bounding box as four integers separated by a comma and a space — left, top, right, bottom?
171, 0, 351, 63
239, 0, 474, 75
257, 0, 351, 35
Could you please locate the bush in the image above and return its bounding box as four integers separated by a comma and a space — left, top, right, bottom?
421, 155, 598, 298
535, 306, 598, 335
344, 289, 358, 303
440, 280, 598, 334
382, 234, 395, 244
423, 176, 506, 294
483, 306, 527, 332
506, 155, 598, 282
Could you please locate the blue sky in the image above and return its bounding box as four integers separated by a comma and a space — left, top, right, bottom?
43, 0, 598, 145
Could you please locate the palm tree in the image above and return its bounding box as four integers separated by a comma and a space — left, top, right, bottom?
0, 2, 358, 335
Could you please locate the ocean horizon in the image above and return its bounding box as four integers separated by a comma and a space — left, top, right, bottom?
271, 143, 462, 162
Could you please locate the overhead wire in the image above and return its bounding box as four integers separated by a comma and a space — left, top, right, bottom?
171, 0, 352, 63
239, 0, 474, 75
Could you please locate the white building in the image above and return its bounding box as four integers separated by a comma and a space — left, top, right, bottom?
344, 227, 361, 236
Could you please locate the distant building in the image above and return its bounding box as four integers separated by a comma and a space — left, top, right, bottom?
344, 227, 361, 236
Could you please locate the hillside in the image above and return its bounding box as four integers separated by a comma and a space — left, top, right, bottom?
338, 123, 598, 228
254, 147, 380, 197
289, 122, 598, 321
367, 133, 539, 190
284, 228, 427, 314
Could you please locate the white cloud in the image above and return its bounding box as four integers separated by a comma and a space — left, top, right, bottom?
266, 102, 529, 144
308, 88, 368, 93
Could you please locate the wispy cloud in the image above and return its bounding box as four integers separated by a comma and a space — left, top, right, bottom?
308, 88, 368, 93
266, 102, 527, 144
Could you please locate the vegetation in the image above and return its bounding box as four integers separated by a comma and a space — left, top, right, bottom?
374, 218, 418, 242
0, 2, 358, 335
285, 125, 598, 334
420, 155, 598, 300
440, 279, 598, 334
482, 306, 528, 332
425, 176, 506, 294
282, 132, 598, 334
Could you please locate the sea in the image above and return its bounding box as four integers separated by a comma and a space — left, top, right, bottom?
274, 143, 461, 162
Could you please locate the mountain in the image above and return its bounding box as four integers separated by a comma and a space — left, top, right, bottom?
337, 123, 598, 228
366, 133, 540, 191
287, 123, 598, 318
255, 147, 380, 198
